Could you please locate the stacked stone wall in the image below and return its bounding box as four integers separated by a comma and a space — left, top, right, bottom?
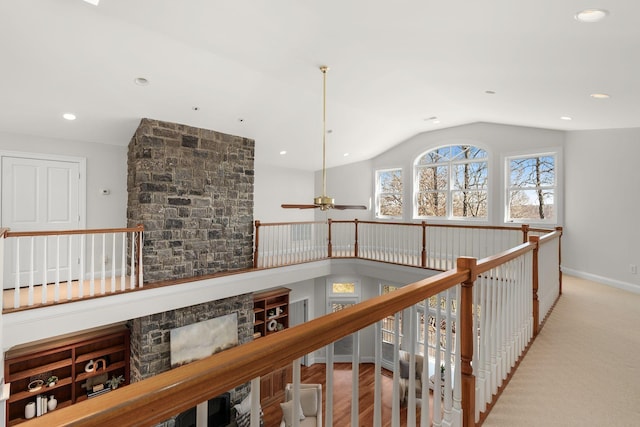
125, 119, 256, 424
127, 118, 255, 282
128, 294, 253, 426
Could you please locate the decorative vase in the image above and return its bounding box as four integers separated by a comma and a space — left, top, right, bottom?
25, 402, 36, 419
48, 395, 57, 411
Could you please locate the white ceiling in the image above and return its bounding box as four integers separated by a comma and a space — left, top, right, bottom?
1, 1, 639, 171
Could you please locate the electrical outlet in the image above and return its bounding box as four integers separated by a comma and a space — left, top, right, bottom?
630, 264, 637, 275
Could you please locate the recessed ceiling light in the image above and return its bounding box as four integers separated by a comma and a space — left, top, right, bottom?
83, 0, 100, 5
425, 116, 440, 124
343, 152, 350, 157
192, 106, 200, 111
560, 116, 572, 121
590, 93, 610, 99
279, 150, 287, 155
485, 90, 496, 95
134, 77, 149, 86
575, 9, 609, 23
63, 113, 76, 121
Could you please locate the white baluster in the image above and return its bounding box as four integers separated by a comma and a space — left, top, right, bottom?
28, 236, 34, 307
433, 292, 442, 427
407, 305, 417, 427
120, 232, 126, 291
452, 285, 463, 427
79, 234, 85, 298
14, 237, 20, 308
490, 270, 499, 395
54, 235, 60, 302
392, 311, 400, 427
100, 233, 106, 294
111, 232, 116, 292
443, 288, 453, 424
42, 236, 48, 304
420, 301, 431, 427
67, 235, 72, 300
250, 377, 260, 427
374, 321, 382, 427
292, 358, 301, 427
90, 234, 95, 296
325, 342, 334, 427
351, 330, 360, 427
130, 231, 136, 289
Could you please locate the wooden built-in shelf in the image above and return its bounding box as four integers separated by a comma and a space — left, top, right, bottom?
253, 287, 291, 406
4, 326, 130, 425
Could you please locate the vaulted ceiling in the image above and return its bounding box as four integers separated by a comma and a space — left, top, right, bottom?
1, 1, 638, 171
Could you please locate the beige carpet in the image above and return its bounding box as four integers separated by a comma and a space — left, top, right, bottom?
483, 275, 640, 427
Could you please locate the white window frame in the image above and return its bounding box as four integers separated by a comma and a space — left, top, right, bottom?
375, 167, 403, 219
413, 144, 489, 221
380, 284, 402, 345
504, 148, 562, 225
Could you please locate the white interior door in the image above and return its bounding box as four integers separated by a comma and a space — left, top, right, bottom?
2, 154, 83, 288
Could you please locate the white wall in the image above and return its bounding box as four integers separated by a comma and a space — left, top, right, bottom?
254, 162, 315, 223
315, 159, 374, 221
0, 131, 127, 229
563, 129, 640, 292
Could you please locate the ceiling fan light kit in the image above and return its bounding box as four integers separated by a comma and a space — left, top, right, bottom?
281, 66, 366, 211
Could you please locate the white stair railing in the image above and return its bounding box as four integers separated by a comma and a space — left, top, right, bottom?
473, 251, 533, 422
3, 226, 144, 309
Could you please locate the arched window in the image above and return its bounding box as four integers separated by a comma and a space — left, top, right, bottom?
414, 145, 488, 219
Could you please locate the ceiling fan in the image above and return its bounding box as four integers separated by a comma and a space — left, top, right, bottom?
281, 66, 367, 211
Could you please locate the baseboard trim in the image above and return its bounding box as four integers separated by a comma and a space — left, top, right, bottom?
561, 267, 640, 294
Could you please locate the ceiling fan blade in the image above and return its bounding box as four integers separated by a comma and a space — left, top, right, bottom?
281, 204, 319, 209
333, 204, 368, 210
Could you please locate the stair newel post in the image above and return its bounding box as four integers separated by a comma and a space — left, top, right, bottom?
530, 235, 540, 336
421, 221, 427, 268
253, 220, 261, 268
327, 218, 333, 258
457, 256, 477, 427
521, 224, 530, 243
556, 226, 563, 295
354, 219, 359, 258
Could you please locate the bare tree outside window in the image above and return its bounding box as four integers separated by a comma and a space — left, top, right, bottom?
376, 168, 403, 218
507, 155, 555, 221
415, 145, 488, 219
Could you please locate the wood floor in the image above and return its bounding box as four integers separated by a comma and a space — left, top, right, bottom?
262, 363, 435, 427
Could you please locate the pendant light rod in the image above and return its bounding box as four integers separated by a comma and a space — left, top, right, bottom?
320, 65, 329, 198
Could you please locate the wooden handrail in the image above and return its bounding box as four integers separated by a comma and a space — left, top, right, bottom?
538, 229, 561, 244
23, 268, 469, 426
474, 241, 535, 275
328, 219, 529, 233
5, 225, 144, 238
